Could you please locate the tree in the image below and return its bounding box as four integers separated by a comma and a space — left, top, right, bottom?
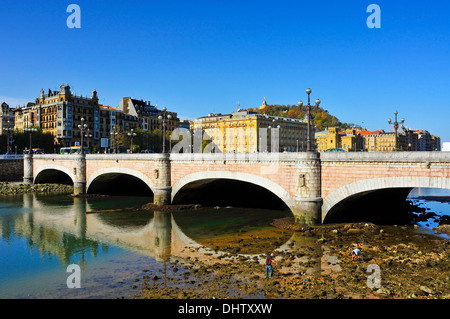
249, 102, 352, 131
0, 129, 55, 153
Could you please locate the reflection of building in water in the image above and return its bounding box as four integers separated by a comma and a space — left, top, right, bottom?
11, 194, 101, 269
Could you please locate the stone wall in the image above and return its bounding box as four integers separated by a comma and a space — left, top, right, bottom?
0, 159, 24, 181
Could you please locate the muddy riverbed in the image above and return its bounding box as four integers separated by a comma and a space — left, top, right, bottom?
0, 182, 73, 195
135, 219, 449, 299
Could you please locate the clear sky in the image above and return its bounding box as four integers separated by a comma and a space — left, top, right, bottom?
1, 0, 449, 141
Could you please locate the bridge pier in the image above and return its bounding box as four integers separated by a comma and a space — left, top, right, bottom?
153, 154, 172, 205
72, 154, 86, 195
292, 152, 322, 225
291, 199, 323, 225
23, 154, 34, 185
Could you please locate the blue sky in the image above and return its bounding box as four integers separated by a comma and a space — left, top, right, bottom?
1, 0, 449, 141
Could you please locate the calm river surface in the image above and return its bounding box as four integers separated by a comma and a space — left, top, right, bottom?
0, 188, 449, 298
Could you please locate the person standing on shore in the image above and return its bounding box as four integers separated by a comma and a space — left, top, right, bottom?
265, 252, 277, 278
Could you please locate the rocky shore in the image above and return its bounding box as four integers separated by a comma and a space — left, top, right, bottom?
0, 182, 73, 195
434, 225, 450, 236
141, 202, 202, 212
135, 219, 449, 299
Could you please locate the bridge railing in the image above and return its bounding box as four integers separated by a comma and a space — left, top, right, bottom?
28, 151, 450, 163
30, 152, 319, 162
320, 151, 450, 163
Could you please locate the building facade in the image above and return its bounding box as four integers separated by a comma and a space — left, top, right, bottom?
0, 102, 15, 132
99, 106, 139, 137
118, 97, 179, 133
192, 108, 310, 153
315, 127, 364, 152
13, 84, 101, 148
316, 126, 441, 152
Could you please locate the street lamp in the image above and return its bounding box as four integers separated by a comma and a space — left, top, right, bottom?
158, 107, 172, 153
127, 128, 137, 153
24, 127, 38, 154
85, 128, 92, 151
110, 129, 118, 153
77, 117, 87, 154
267, 124, 272, 152
387, 111, 405, 151
267, 120, 281, 152
298, 88, 320, 152
3, 119, 14, 154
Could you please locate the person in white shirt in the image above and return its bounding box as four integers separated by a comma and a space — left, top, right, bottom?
351, 248, 361, 262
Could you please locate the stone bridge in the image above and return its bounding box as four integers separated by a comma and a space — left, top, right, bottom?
23, 152, 450, 224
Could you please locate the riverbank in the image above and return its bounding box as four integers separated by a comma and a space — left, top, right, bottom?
434, 225, 450, 236
135, 220, 449, 299
141, 202, 202, 212
0, 182, 73, 195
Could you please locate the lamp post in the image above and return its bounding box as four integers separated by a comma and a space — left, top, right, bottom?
387, 111, 405, 151
77, 117, 87, 154
110, 129, 118, 153
3, 119, 14, 154
85, 128, 92, 152
267, 120, 281, 152
298, 88, 320, 152
158, 107, 172, 153
25, 127, 38, 154
127, 128, 137, 153
267, 119, 276, 152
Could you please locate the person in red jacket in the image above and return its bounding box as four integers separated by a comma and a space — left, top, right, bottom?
265, 252, 277, 278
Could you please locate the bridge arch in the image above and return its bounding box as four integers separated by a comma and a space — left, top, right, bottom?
34, 165, 75, 185
322, 176, 450, 223
171, 171, 296, 211
87, 167, 155, 196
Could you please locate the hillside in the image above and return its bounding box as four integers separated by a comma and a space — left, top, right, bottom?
247, 103, 356, 131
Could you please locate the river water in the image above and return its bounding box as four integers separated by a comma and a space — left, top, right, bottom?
0, 188, 448, 299
0, 193, 292, 298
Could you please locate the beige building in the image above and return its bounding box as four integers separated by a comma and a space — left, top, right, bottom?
315, 127, 364, 152
192, 108, 309, 153
316, 126, 441, 152
12, 84, 102, 148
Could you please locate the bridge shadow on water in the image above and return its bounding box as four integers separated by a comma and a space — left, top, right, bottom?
324, 187, 416, 225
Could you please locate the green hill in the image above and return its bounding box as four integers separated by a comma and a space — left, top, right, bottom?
247, 104, 356, 132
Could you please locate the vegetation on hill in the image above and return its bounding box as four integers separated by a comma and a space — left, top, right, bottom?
247, 104, 359, 131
